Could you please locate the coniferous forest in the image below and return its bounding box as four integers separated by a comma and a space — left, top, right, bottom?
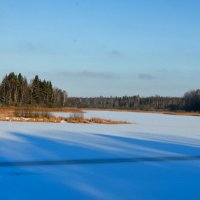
0, 72, 199, 112
0, 72, 67, 107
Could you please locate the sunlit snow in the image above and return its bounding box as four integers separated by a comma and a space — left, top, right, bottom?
0, 111, 200, 200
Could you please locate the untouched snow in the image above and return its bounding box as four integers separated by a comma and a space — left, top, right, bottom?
0, 110, 200, 200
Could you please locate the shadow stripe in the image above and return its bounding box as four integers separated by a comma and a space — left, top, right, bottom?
1, 155, 200, 167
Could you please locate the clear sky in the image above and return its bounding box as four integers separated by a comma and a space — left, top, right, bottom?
0, 0, 200, 97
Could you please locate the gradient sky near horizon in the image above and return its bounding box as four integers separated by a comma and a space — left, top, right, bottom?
0, 0, 200, 97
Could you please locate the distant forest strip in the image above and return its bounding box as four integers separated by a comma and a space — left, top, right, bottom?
0, 72, 200, 112
67, 90, 200, 112
0, 72, 67, 107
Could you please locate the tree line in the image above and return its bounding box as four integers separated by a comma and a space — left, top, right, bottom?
0, 72, 199, 112
66, 90, 200, 112
0, 72, 68, 107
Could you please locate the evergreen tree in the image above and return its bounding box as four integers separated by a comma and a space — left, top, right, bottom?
0, 72, 68, 107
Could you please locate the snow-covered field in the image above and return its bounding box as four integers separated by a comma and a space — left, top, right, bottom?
0, 110, 200, 200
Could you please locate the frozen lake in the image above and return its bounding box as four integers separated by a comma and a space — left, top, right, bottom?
0, 110, 200, 200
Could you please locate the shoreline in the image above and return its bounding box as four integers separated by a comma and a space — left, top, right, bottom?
0, 106, 199, 117
81, 108, 200, 117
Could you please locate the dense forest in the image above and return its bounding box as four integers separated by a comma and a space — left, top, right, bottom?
67, 96, 183, 111
0, 72, 67, 107
67, 90, 200, 112
0, 72, 199, 112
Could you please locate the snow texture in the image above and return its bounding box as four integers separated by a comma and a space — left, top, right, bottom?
0, 110, 200, 200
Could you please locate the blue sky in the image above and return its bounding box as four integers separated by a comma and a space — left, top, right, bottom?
0, 0, 200, 97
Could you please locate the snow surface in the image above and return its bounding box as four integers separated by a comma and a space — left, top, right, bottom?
0, 110, 200, 200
